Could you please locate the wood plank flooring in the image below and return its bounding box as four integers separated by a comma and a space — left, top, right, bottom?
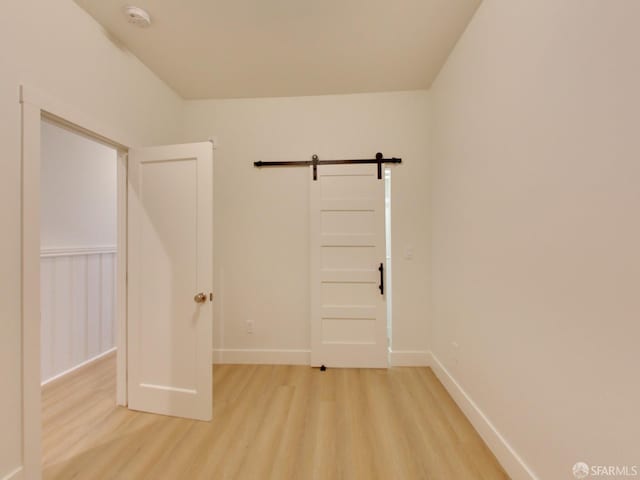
42, 354, 509, 479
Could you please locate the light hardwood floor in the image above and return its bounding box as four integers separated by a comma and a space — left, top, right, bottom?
42, 354, 509, 479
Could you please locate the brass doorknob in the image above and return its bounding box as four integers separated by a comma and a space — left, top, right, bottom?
194, 292, 207, 304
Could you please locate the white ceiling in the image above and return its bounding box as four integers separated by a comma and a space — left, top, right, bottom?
75, 0, 481, 99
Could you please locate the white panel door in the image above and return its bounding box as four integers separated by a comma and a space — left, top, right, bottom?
128, 142, 213, 421
310, 164, 388, 368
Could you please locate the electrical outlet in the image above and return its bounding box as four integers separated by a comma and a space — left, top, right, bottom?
404, 246, 414, 260
246, 320, 254, 334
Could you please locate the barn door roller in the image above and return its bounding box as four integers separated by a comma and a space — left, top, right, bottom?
254, 152, 402, 180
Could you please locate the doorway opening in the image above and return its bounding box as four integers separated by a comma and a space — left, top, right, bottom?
39, 118, 120, 468
19, 85, 132, 478
21, 87, 214, 477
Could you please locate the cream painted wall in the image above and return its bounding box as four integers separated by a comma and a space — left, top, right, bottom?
0, 0, 184, 476
183, 91, 431, 357
430, 1, 640, 478
41, 120, 117, 249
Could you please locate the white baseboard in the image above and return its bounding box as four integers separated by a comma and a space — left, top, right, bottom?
212, 348, 310, 365
389, 350, 432, 366
1, 466, 23, 480
429, 352, 538, 480
41, 347, 117, 386
213, 349, 433, 367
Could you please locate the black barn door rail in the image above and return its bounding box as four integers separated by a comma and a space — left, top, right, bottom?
254, 152, 402, 180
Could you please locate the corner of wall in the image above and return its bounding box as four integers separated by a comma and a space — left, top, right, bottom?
429, 353, 538, 480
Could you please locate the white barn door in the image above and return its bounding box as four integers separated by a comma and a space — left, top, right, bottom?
310, 164, 388, 368
127, 142, 213, 421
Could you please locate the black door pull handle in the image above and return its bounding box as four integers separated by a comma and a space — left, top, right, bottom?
378, 263, 384, 295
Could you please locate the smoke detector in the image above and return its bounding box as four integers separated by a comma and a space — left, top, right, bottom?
124, 6, 151, 27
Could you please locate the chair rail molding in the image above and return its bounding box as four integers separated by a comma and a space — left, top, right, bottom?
40, 245, 116, 257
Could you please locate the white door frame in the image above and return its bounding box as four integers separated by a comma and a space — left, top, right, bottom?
19, 85, 132, 479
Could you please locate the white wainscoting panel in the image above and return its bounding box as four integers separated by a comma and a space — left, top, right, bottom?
40, 246, 116, 384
